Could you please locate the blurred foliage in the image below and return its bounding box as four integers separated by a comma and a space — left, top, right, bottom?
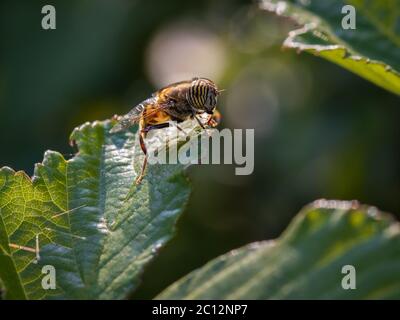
261, 0, 400, 95
0, 0, 399, 299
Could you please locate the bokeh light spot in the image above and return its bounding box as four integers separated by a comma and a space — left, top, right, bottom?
146, 22, 227, 87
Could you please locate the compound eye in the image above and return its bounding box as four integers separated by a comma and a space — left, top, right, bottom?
206, 95, 213, 108
204, 95, 216, 114
209, 94, 217, 108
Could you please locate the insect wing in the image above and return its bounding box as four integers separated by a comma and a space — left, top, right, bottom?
110, 97, 172, 133
110, 103, 145, 133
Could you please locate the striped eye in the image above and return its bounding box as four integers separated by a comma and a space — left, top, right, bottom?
203, 91, 217, 113
187, 78, 218, 112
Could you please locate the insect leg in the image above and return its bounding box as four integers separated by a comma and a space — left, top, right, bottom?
192, 113, 213, 138
143, 122, 170, 133
136, 128, 147, 185
136, 122, 171, 185
9, 243, 36, 253
168, 121, 188, 137
193, 114, 207, 130
207, 109, 221, 128
35, 234, 40, 263
9, 234, 41, 263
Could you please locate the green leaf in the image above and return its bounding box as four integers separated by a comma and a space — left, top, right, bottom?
0, 119, 203, 299
158, 200, 400, 299
260, 0, 400, 95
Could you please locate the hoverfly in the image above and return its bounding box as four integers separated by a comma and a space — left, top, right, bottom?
110, 77, 223, 184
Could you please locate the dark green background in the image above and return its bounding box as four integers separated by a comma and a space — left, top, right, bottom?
0, 0, 399, 299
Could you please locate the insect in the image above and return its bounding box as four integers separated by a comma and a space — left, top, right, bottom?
110, 77, 223, 184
